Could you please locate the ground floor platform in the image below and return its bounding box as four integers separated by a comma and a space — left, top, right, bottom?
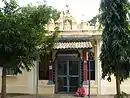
4, 94, 125, 98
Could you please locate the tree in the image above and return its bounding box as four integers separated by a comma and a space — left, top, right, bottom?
0, 0, 60, 98
99, 0, 130, 97
88, 14, 100, 26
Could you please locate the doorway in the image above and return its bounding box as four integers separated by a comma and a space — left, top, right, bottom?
55, 54, 81, 93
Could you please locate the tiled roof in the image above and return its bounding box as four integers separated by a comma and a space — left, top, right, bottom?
54, 41, 92, 49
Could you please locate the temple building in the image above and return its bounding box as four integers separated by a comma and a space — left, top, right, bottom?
0, 4, 130, 95
41, 5, 102, 94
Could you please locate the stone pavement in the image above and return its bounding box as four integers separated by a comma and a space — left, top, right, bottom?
6, 94, 119, 98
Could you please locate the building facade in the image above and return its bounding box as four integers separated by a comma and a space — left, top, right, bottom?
0, 5, 130, 95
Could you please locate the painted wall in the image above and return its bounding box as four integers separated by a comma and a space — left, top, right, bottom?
0, 66, 34, 94
0, 62, 55, 95
37, 80, 54, 94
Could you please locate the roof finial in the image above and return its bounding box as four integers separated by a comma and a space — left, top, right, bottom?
65, 0, 70, 13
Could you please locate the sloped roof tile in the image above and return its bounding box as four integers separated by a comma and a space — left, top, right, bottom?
54, 41, 92, 49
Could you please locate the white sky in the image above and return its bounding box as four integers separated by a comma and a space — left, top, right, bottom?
18, 0, 101, 21
0, 0, 101, 21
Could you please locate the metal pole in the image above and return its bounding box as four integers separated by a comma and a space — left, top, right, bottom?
88, 60, 91, 98
36, 60, 39, 98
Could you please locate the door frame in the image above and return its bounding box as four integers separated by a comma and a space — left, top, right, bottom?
55, 56, 81, 93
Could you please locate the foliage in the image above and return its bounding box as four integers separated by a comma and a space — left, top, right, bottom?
100, 0, 130, 97
0, 1, 60, 98
0, 0, 60, 73
100, 0, 130, 82
100, 1, 130, 97
88, 14, 100, 26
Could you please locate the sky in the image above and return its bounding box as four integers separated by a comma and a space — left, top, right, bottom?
0, 0, 101, 21
18, 0, 101, 21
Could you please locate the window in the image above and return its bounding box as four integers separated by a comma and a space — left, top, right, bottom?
6, 68, 16, 75
87, 60, 95, 80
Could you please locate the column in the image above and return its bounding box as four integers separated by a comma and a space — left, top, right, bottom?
100, 41, 106, 94
34, 60, 39, 94
0, 66, 2, 76
48, 63, 53, 84
95, 40, 101, 94
28, 67, 34, 93
83, 50, 88, 85
48, 52, 54, 85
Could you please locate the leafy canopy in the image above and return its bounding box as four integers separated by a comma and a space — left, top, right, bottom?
0, 0, 60, 73
100, 0, 130, 82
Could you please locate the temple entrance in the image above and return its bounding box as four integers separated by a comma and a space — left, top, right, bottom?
55, 54, 82, 93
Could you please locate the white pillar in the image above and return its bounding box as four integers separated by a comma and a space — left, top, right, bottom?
28, 66, 34, 93
0, 66, 2, 76
32, 61, 38, 93
34, 61, 38, 89
100, 41, 107, 95
95, 40, 101, 95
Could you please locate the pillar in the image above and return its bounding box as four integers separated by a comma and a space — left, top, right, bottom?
99, 41, 106, 95
95, 40, 101, 94
83, 50, 88, 85
0, 66, 2, 76
34, 60, 39, 93
48, 64, 53, 84
48, 60, 54, 84
28, 66, 34, 93
48, 51, 56, 85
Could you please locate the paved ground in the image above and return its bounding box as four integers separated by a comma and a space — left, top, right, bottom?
6, 94, 130, 98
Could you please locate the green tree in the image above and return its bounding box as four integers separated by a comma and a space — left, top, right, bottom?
88, 14, 100, 25
99, 0, 130, 97
0, 0, 60, 98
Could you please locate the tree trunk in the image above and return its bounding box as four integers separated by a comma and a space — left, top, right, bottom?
116, 75, 121, 97
1, 65, 7, 98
